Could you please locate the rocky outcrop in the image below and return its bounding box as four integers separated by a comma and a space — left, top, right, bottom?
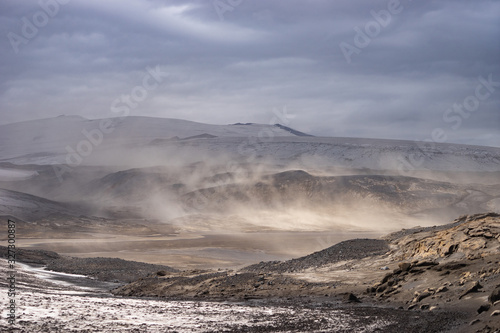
367, 213, 500, 332
388, 212, 500, 261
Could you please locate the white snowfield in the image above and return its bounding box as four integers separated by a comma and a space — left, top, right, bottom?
0, 115, 499, 172
0, 116, 296, 162
0, 168, 38, 181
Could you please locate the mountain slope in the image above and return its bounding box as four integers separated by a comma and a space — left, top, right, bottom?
0, 116, 304, 164
0, 188, 82, 220
0, 116, 499, 173
181, 170, 500, 219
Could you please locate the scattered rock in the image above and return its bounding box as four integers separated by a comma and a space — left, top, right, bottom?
477, 304, 490, 314
367, 282, 381, 293
444, 244, 459, 256
413, 291, 432, 303
488, 287, 500, 304
381, 273, 393, 284
439, 262, 467, 271
436, 286, 448, 293
409, 267, 425, 274
469, 319, 480, 325
414, 261, 438, 267
459, 281, 483, 299
383, 287, 397, 296
398, 262, 411, 271
344, 293, 361, 303
376, 283, 388, 294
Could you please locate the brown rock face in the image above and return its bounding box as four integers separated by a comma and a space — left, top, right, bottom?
389, 213, 500, 261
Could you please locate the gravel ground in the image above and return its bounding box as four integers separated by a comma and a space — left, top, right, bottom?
0, 258, 463, 333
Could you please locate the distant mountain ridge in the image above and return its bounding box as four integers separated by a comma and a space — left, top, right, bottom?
0, 116, 307, 163
0, 116, 499, 173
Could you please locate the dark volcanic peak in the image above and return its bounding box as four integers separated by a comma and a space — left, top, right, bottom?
273, 124, 314, 137
268, 169, 316, 182
182, 133, 218, 140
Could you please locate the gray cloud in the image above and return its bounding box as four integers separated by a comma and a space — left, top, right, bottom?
1, 0, 499, 147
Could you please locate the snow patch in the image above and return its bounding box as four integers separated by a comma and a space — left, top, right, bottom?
0, 168, 38, 181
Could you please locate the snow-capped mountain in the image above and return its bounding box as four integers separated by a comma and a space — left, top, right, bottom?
0, 116, 306, 164
0, 116, 499, 173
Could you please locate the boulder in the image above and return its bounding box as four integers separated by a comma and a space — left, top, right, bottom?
420, 304, 430, 310
477, 304, 490, 314
413, 291, 432, 303
376, 283, 388, 294
344, 293, 361, 303
398, 262, 411, 271
488, 287, 500, 304
414, 261, 438, 267
436, 286, 448, 293
459, 281, 482, 299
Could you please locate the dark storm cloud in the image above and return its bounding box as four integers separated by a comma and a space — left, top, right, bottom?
0, 0, 499, 146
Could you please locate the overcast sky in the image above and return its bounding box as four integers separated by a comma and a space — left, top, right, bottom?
1, 0, 499, 147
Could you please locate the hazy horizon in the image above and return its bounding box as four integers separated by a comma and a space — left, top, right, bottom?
2, 114, 500, 149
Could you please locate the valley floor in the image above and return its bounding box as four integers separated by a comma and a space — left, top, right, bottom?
0, 258, 462, 333
2, 213, 500, 332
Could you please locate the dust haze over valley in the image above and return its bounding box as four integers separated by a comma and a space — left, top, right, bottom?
1, 116, 499, 269
2, 0, 500, 330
